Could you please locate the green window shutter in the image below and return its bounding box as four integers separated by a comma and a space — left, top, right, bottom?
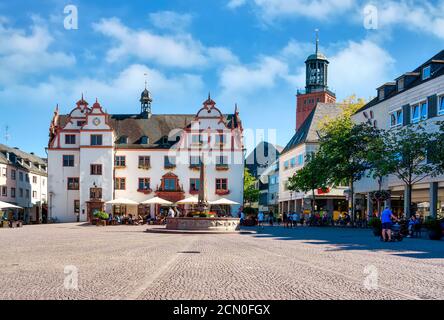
427, 94, 437, 118
402, 104, 410, 126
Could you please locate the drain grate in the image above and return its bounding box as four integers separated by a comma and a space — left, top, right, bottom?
177, 251, 200, 254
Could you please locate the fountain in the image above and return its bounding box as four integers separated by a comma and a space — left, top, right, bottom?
164, 159, 240, 233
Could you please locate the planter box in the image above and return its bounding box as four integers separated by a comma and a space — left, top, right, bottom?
1, 221, 8, 228
96, 220, 106, 227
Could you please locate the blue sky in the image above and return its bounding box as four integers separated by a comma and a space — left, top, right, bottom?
0, 0, 443, 157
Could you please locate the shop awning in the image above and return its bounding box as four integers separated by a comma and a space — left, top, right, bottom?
0, 201, 23, 209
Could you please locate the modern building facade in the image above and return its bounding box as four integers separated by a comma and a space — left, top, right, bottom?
0, 144, 48, 223
352, 50, 444, 219
278, 103, 348, 218
47, 89, 245, 223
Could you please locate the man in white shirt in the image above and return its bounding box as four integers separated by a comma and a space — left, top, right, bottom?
168, 207, 175, 218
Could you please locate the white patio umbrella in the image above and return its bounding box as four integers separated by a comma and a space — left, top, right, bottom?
176, 196, 199, 204
141, 197, 173, 205
209, 198, 240, 205
0, 201, 23, 210
105, 198, 139, 205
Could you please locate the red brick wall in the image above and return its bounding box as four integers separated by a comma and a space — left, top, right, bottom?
296, 91, 336, 131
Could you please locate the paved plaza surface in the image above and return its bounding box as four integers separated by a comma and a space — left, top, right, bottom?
0, 223, 443, 300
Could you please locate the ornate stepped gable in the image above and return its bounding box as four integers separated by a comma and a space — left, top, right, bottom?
49, 93, 243, 150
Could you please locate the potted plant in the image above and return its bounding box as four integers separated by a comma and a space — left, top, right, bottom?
424, 218, 443, 240
368, 217, 382, 237
93, 211, 109, 226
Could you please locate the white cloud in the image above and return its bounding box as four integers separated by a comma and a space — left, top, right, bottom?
329, 39, 395, 100
93, 18, 206, 67
0, 64, 204, 114
93, 17, 237, 69
227, 0, 247, 9
220, 56, 289, 95
149, 11, 193, 32
251, 0, 355, 22
370, 0, 444, 40
0, 19, 75, 85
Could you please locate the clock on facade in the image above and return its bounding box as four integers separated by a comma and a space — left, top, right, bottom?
92, 117, 101, 126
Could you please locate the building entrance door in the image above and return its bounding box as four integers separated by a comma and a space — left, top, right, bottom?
87, 201, 104, 222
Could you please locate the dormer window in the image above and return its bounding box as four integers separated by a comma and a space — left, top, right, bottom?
397, 78, 404, 91
422, 65, 431, 80
117, 136, 128, 144
140, 136, 149, 144
378, 88, 385, 101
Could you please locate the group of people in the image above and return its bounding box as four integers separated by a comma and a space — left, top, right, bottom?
257, 211, 275, 227
282, 212, 302, 228
380, 207, 424, 241
108, 213, 145, 225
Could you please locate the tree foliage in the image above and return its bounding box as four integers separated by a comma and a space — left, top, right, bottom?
288, 151, 329, 214
243, 168, 259, 206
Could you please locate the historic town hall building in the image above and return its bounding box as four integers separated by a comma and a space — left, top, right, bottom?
47, 88, 244, 222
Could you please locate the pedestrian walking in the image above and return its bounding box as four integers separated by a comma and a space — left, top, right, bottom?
380, 207, 397, 242
283, 212, 288, 228
258, 211, 264, 227
268, 211, 274, 226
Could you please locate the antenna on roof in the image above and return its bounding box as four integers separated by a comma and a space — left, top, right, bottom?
315, 28, 319, 54
144, 72, 148, 89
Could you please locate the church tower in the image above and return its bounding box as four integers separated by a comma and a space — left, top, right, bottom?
296, 30, 336, 131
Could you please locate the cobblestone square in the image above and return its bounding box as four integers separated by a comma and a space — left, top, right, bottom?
0, 224, 443, 300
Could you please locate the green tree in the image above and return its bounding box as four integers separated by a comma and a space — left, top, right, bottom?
318, 121, 376, 220
364, 126, 396, 215
287, 151, 329, 214
381, 124, 439, 217
243, 168, 259, 206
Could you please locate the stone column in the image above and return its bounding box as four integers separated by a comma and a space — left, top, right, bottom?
429, 182, 438, 218
367, 193, 373, 219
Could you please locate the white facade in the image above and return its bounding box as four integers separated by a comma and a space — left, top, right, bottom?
352, 52, 444, 217
48, 94, 245, 223
0, 145, 48, 223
